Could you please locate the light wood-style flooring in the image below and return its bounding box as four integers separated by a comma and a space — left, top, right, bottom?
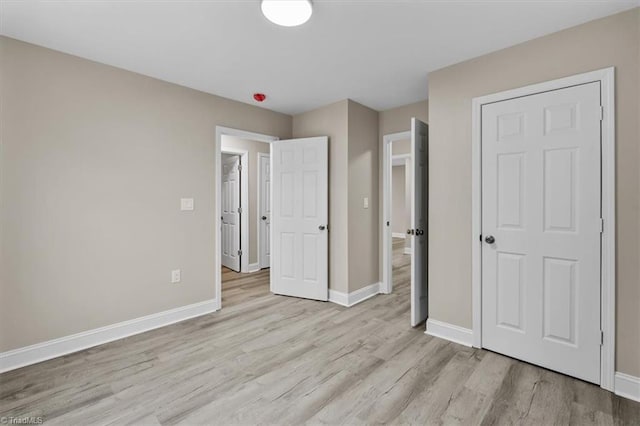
1, 238, 638, 425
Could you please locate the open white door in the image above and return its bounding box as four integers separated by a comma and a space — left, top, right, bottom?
410, 118, 428, 327
481, 82, 601, 383
271, 137, 328, 301
259, 153, 271, 269
221, 155, 241, 272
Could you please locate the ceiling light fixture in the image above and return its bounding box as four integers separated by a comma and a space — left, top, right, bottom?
261, 0, 313, 27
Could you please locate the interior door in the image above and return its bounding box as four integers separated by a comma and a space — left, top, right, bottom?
481, 82, 601, 384
410, 118, 428, 327
259, 153, 271, 269
271, 137, 328, 301
221, 155, 241, 272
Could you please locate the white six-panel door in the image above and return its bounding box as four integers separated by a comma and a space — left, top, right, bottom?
481, 82, 601, 383
271, 137, 328, 301
259, 153, 271, 269
411, 118, 429, 327
221, 155, 241, 272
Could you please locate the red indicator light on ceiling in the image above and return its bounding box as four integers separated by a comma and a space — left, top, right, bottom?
253, 93, 267, 102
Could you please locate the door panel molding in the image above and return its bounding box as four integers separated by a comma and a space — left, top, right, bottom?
471, 67, 615, 391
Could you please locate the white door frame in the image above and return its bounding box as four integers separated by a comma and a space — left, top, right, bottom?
471, 67, 615, 391
382, 131, 411, 294
215, 126, 279, 310
221, 148, 249, 272
257, 151, 270, 270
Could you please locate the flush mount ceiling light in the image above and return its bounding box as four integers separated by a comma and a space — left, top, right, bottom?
261, 0, 313, 27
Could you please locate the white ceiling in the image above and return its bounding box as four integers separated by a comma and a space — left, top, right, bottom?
1, 0, 637, 115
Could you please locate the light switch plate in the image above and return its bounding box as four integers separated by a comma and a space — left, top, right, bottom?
171, 269, 181, 283
180, 198, 194, 211
363, 197, 369, 209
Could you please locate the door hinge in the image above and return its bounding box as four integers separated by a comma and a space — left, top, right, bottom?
599, 106, 604, 121
238, 250, 242, 257
237, 163, 242, 171
600, 330, 604, 345
238, 207, 242, 214
599, 218, 604, 233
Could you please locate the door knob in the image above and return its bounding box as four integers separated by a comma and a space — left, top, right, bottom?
318, 225, 326, 231
485, 235, 495, 244
262, 216, 267, 220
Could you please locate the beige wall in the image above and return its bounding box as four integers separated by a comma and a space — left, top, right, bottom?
293, 99, 380, 293
347, 100, 380, 292
292, 101, 349, 293
379, 100, 429, 137
0, 37, 292, 352
221, 136, 270, 266
427, 8, 640, 376
392, 139, 411, 155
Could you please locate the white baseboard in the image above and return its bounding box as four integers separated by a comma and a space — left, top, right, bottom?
425, 318, 473, 347
329, 282, 381, 307
392, 233, 406, 239
404, 247, 412, 255
615, 372, 640, 402
248, 262, 260, 273
0, 298, 218, 373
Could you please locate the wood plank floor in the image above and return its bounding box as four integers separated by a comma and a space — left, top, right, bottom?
1, 238, 638, 425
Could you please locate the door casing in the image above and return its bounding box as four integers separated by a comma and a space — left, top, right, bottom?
471, 67, 615, 391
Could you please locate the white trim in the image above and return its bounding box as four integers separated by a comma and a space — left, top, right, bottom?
0, 299, 218, 373
599, 69, 616, 392
382, 131, 412, 295
327, 289, 349, 307
248, 262, 261, 273
425, 319, 473, 347
257, 151, 271, 270
392, 232, 406, 239
471, 67, 616, 390
614, 372, 640, 402
404, 247, 412, 255
216, 126, 279, 311
221, 148, 249, 273
329, 282, 381, 307
392, 153, 411, 166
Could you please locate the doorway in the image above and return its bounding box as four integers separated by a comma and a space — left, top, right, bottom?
215, 127, 278, 310
471, 68, 616, 389
382, 130, 411, 296
382, 118, 429, 327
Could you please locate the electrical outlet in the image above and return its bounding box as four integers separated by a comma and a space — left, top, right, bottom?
180, 198, 194, 211
171, 269, 181, 283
